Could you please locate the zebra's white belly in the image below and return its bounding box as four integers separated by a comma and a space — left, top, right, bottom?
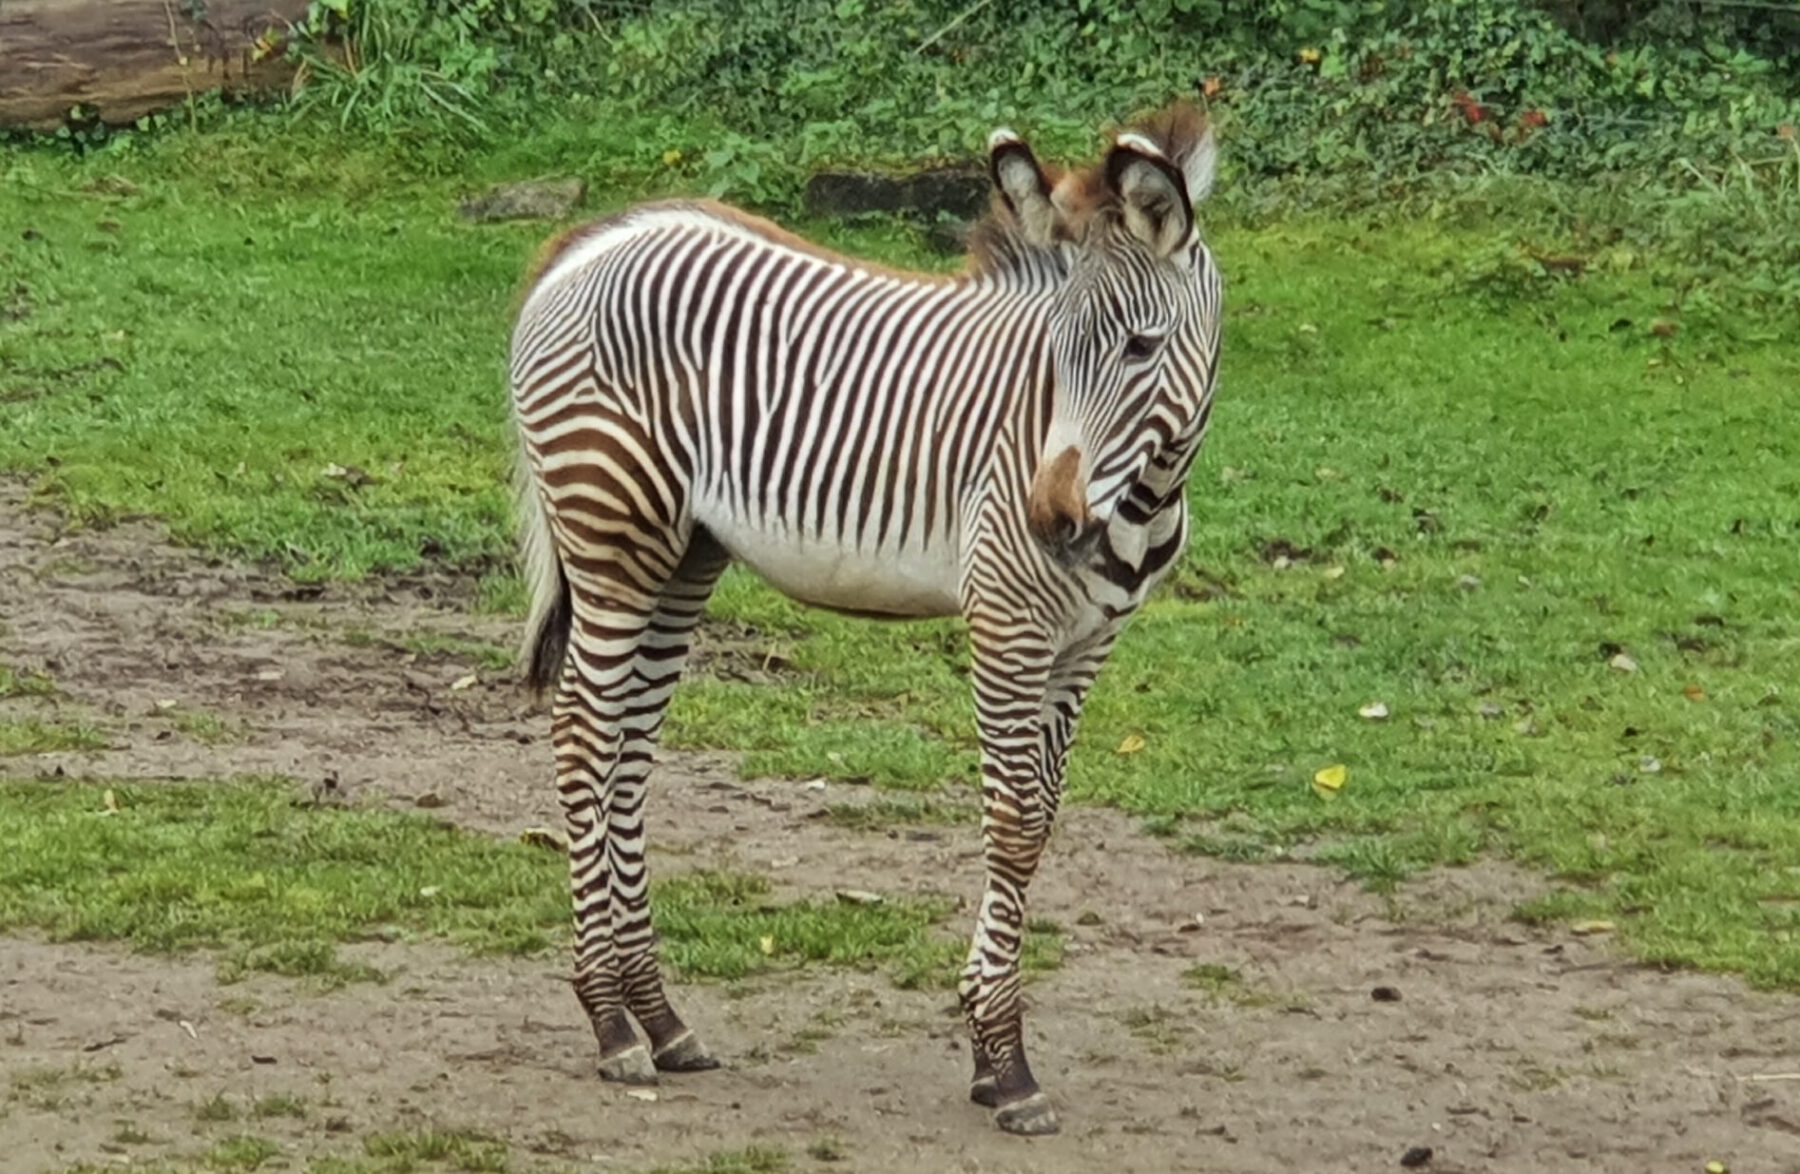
700, 513, 962, 619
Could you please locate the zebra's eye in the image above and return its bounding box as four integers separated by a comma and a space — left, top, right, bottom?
1122, 333, 1163, 363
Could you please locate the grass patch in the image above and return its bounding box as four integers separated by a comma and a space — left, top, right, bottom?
818, 797, 971, 831
0, 665, 55, 698
7, 1061, 121, 1110
3, 126, 1798, 990
0, 719, 108, 756
193, 1094, 240, 1123
170, 710, 245, 747
202, 1135, 281, 1171
249, 1094, 307, 1120
354, 1130, 509, 1173
1182, 963, 1305, 1011
0, 780, 1004, 988
649, 1148, 789, 1174
342, 628, 514, 672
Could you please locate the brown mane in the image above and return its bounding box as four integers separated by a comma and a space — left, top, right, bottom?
517, 101, 1207, 301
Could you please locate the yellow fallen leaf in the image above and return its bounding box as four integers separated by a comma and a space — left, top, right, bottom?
1705, 1161, 1728, 1174
1299, 46, 1322, 64
1312, 764, 1348, 800
758, 935, 775, 956
1570, 919, 1615, 936
102, 788, 120, 815
1684, 684, 1707, 702
1116, 733, 1147, 756
450, 673, 478, 692
662, 148, 683, 167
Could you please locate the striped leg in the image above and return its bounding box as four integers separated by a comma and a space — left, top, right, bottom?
967, 623, 1121, 1116
554, 581, 661, 1084
612, 535, 731, 1074
959, 618, 1059, 1135
553, 505, 705, 1085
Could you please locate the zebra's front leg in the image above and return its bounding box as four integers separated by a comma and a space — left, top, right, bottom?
959, 624, 1059, 1135
964, 623, 1121, 1127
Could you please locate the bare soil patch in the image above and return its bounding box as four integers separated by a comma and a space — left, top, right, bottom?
3, 486, 1797, 1173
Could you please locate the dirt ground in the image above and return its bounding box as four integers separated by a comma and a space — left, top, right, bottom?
3, 486, 1798, 1174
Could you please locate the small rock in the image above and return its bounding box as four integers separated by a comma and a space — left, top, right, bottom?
803, 167, 988, 222
413, 791, 446, 809
1478, 702, 1505, 720
1358, 701, 1390, 721
450, 673, 478, 692
1639, 755, 1663, 774
1569, 919, 1615, 936
1608, 652, 1640, 674
836, 889, 883, 906
1400, 1146, 1433, 1168
250, 1053, 276, 1065
418, 885, 442, 899
254, 669, 284, 682
1455, 574, 1482, 592
1371, 985, 1402, 1003
802, 779, 827, 792
624, 1089, 657, 1102
458, 178, 587, 223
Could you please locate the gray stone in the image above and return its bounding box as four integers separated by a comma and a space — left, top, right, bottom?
458, 178, 587, 224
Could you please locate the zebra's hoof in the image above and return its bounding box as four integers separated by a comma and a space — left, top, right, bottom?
652, 1031, 720, 1073
968, 1075, 1000, 1108
993, 1091, 1060, 1136
597, 1043, 659, 1086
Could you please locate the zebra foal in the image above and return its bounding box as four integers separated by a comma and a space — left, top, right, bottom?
509, 103, 1223, 1135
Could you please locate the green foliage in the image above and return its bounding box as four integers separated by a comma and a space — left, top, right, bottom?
263, 0, 1800, 197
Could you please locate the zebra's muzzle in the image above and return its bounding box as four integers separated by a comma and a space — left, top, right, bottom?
1027, 445, 1096, 559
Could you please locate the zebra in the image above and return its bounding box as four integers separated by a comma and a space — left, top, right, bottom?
509, 103, 1222, 1136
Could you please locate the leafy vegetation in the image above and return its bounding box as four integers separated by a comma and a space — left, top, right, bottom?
253, 0, 1800, 186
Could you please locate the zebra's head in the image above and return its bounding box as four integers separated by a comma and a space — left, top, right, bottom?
986, 105, 1221, 559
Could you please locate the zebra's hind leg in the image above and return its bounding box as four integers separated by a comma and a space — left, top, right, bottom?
959, 621, 1060, 1135
610, 534, 731, 1074
555, 528, 709, 1086
553, 639, 657, 1086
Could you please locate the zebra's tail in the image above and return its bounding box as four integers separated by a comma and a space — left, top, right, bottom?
514, 439, 571, 698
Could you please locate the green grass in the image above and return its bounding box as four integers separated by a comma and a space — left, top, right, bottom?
648, 1149, 788, 1174
169, 710, 245, 747
0, 719, 108, 756
0, 665, 56, 698
3, 124, 1799, 989
0, 780, 1016, 987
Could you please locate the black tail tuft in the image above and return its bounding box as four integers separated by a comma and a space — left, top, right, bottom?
525, 559, 572, 696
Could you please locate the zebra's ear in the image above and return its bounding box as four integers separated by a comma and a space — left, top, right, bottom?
987, 130, 1059, 248
1104, 133, 1196, 258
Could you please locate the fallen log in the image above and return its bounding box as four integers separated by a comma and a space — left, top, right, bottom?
0, 0, 309, 131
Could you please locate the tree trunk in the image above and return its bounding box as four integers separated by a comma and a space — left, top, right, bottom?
0, 0, 311, 131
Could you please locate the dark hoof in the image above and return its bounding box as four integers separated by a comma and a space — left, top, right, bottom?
969, 1074, 1000, 1108
994, 1091, 1060, 1136
597, 1043, 658, 1085
652, 1031, 720, 1073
